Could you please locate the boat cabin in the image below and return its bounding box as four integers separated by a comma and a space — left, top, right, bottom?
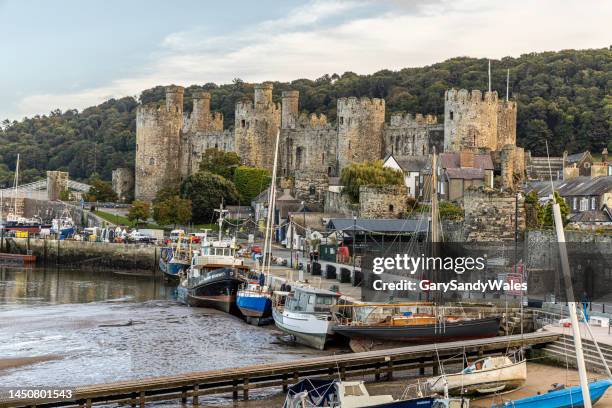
285, 287, 340, 314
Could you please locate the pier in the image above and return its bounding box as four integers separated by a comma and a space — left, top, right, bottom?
1, 332, 558, 408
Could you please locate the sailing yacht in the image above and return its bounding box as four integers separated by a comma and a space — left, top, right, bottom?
236, 129, 281, 325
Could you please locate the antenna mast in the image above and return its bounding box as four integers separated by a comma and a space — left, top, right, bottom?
488, 60, 492, 93
506, 69, 510, 101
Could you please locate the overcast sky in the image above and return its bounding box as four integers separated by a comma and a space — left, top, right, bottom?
0, 0, 610, 121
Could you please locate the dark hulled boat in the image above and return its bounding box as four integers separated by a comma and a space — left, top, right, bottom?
333, 315, 500, 348
186, 265, 249, 315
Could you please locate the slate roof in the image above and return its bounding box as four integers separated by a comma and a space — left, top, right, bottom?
446, 168, 485, 180
396, 156, 429, 172
569, 208, 612, 223
566, 151, 591, 164
526, 176, 612, 198
326, 218, 428, 234
438, 152, 494, 171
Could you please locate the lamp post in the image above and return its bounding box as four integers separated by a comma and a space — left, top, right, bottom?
301, 201, 306, 257
352, 215, 357, 275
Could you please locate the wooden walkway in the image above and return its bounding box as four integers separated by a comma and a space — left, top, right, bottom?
1, 332, 559, 408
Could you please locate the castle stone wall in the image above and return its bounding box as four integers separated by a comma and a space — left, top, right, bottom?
337, 97, 385, 169
46, 171, 68, 201
135, 86, 183, 202
234, 83, 281, 169
359, 185, 407, 219
385, 113, 443, 158
462, 188, 525, 242
111, 168, 134, 202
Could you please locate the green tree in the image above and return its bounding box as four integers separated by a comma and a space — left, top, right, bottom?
153, 195, 192, 227
180, 171, 240, 223
84, 178, 117, 202
542, 192, 570, 227
199, 148, 241, 179
233, 166, 271, 202
439, 201, 464, 220
127, 200, 151, 226
340, 160, 404, 203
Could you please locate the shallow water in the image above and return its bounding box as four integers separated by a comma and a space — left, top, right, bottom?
0, 265, 326, 389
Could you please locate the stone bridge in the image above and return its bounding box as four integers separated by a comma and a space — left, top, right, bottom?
0, 171, 91, 201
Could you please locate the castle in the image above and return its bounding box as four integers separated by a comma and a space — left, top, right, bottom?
134, 83, 520, 207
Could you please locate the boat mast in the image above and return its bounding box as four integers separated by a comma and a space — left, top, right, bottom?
263, 129, 281, 280
13, 153, 19, 216
431, 146, 439, 244
214, 200, 228, 243
547, 141, 592, 407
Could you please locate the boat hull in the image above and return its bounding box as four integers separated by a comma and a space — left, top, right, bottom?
334, 316, 500, 345
159, 253, 187, 280
428, 359, 527, 396
186, 268, 246, 316
237, 291, 272, 319
272, 307, 332, 350
494, 379, 612, 408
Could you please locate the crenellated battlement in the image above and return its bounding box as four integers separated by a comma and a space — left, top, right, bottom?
445, 88, 499, 104
296, 112, 329, 129
389, 112, 438, 127
337, 96, 385, 112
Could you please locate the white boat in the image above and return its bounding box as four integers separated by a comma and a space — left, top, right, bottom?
427, 356, 526, 396
272, 286, 340, 350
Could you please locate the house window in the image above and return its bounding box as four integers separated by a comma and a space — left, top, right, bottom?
309, 185, 316, 195
579, 198, 588, 212
241, 119, 246, 128
149, 157, 155, 166
573, 198, 577, 210
591, 197, 596, 210
449, 111, 454, 120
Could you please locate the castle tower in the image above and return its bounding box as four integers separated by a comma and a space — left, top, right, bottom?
135, 85, 184, 202
336, 97, 385, 170
444, 89, 499, 152
234, 82, 281, 169
188, 91, 223, 133
281, 90, 299, 129
496, 100, 517, 149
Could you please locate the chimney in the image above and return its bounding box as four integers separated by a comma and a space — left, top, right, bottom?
459, 150, 474, 168
603, 148, 609, 163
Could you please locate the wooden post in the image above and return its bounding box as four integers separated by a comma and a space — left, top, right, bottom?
243, 378, 249, 400
193, 385, 199, 406
387, 360, 394, 381
86, 399, 92, 408
181, 388, 187, 404
232, 379, 238, 400
140, 391, 146, 408
282, 374, 288, 392
340, 365, 346, 380
130, 393, 137, 407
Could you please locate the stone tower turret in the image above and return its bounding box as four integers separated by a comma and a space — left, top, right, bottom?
188, 91, 223, 133
336, 97, 385, 170
234, 82, 281, 169
281, 90, 299, 129
496, 100, 517, 149
135, 85, 184, 202
444, 89, 499, 152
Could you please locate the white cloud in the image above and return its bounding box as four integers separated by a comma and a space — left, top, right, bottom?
14, 0, 612, 118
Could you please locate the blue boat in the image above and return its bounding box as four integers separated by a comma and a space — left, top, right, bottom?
493, 379, 612, 408
159, 247, 189, 280
237, 282, 272, 325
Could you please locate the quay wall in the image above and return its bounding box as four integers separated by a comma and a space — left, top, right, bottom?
6, 238, 157, 273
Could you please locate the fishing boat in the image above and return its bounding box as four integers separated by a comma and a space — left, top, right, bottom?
236, 129, 281, 325
492, 379, 612, 408
283, 378, 469, 408
51, 209, 76, 240
181, 207, 250, 315
159, 233, 192, 280
236, 281, 272, 325
427, 356, 526, 396
272, 286, 340, 350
